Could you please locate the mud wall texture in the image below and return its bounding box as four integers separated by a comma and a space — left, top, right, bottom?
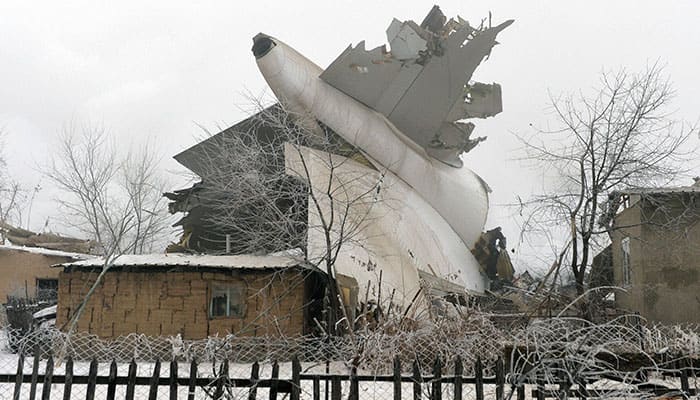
612, 195, 700, 324
56, 268, 309, 339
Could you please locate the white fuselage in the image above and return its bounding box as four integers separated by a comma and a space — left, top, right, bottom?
255, 37, 489, 287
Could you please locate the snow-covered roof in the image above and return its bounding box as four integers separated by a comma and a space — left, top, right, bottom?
0, 244, 94, 260
56, 252, 311, 271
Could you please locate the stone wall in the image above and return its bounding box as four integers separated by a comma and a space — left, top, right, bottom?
56, 268, 309, 339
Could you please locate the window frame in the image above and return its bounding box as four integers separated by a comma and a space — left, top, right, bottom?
209, 282, 247, 319
621, 237, 631, 287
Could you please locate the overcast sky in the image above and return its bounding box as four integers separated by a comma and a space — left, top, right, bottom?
1, 1, 698, 271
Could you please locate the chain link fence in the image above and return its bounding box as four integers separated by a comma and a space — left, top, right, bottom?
1, 314, 699, 399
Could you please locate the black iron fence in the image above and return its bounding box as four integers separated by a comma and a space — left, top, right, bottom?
1, 351, 697, 400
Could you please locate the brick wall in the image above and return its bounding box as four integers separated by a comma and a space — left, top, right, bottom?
56, 268, 309, 339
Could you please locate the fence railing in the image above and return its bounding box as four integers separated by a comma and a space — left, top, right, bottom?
1, 351, 698, 400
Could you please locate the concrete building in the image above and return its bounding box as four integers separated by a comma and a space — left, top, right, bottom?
55, 253, 325, 339
604, 180, 700, 324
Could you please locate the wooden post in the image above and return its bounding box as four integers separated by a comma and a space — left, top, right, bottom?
29, 349, 40, 400
516, 384, 525, 400
125, 359, 137, 400
292, 356, 301, 400
681, 359, 690, 395
248, 361, 260, 400
270, 361, 280, 400
495, 357, 504, 400
413, 361, 422, 400
331, 376, 341, 400
349, 365, 359, 400
148, 359, 161, 400
535, 378, 545, 400
40, 355, 54, 400
312, 375, 320, 400
215, 360, 229, 400
62, 357, 73, 400
431, 357, 442, 400
106, 360, 117, 400
86, 359, 98, 400
577, 377, 588, 400
394, 357, 402, 400
188, 360, 198, 400
170, 360, 178, 400
12, 352, 24, 400
454, 357, 463, 400
474, 357, 483, 400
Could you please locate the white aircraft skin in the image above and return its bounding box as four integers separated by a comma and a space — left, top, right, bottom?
254, 35, 489, 286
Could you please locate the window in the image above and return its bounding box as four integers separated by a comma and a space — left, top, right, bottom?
209, 283, 246, 318
621, 237, 631, 286
36, 278, 58, 301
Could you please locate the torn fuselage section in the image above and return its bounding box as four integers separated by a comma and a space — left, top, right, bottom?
320, 6, 512, 167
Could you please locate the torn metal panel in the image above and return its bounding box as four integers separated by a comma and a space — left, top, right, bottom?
318, 42, 400, 110
446, 82, 503, 121
386, 18, 427, 60
320, 6, 512, 166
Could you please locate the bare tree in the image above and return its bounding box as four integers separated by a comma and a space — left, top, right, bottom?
43, 124, 170, 255
183, 104, 384, 335
518, 64, 697, 297
0, 130, 24, 239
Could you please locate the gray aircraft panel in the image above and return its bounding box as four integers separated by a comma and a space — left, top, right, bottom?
319, 6, 512, 166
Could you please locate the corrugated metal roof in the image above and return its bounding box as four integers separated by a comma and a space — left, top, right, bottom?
0, 244, 94, 260
619, 180, 700, 195
55, 253, 310, 270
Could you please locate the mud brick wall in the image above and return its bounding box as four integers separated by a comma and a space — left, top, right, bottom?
56, 268, 308, 339
0, 250, 68, 303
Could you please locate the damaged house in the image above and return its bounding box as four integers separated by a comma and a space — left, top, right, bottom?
592, 179, 700, 324
0, 223, 93, 315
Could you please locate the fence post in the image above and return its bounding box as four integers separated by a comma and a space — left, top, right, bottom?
170, 360, 178, 400
431, 357, 442, 400
188, 360, 198, 400
215, 359, 229, 400
454, 357, 462, 400
148, 359, 161, 400
535, 378, 545, 400
40, 355, 54, 400
680, 359, 690, 395
292, 356, 301, 400
270, 360, 280, 400
106, 360, 117, 400
413, 361, 422, 400
29, 347, 40, 400
249, 361, 260, 400
312, 375, 320, 400
331, 375, 341, 400
474, 357, 483, 400
496, 357, 504, 400
349, 364, 359, 400
12, 352, 24, 400
62, 357, 73, 400
125, 359, 137, 400
86, 358, 98, 400
394, 357, 402, 400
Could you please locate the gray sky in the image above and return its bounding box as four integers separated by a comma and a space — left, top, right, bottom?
1, 1, 698, 270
